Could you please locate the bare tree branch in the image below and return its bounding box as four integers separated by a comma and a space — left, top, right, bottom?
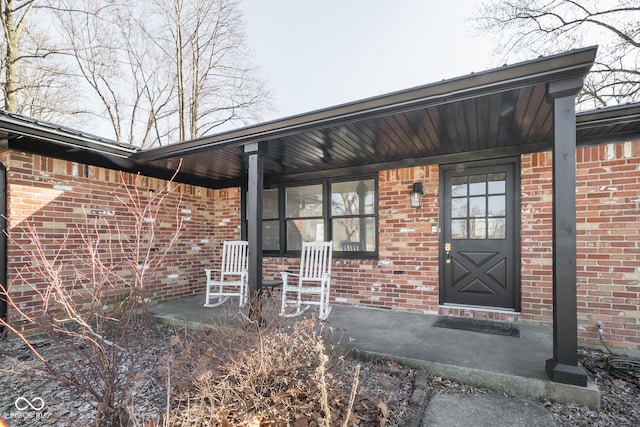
1, 0, 271, 145
475, 0, 640, 106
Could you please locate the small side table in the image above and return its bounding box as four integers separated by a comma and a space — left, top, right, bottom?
259, 279, 283, 299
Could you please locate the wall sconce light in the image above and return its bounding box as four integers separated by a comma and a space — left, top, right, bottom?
410, 182, 423, 208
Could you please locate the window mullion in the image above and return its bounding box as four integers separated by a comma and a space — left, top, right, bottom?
279, 184, 286, 255
324, 180, 331, 242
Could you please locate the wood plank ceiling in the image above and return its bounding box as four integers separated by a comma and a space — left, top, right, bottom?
142, 82, 553, 186
9, 46, 639, 190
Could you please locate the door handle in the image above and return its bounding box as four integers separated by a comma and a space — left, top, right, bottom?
444, 243, 451, 264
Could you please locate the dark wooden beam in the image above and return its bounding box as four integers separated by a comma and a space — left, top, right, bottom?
264, 143, 553, 185
545, 77, 588, 387
0, 164, 6, 334
244, 142, 264, 298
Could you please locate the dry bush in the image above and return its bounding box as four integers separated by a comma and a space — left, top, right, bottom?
0, 172, 183, 427
157, 301, 384, 427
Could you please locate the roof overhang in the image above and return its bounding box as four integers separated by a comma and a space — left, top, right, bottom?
4, 46, 640, 189
577, 103, 640, 147
0, 111, 139, 170
133, 46, 599, 187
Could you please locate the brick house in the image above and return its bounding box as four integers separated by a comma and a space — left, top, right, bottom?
1, 46, 639, 386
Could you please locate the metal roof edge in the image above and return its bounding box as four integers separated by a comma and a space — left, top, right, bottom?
577, 103, 640, 128
576, 103, 640, 147
0, 110, 138, 158
135, 46, 598, 162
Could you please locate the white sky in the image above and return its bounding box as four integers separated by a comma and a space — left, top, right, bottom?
240, 0, 499, 122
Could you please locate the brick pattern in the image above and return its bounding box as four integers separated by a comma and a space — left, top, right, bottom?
263, 165, 441, 313
5, 140, 640, 349
575, 142, 640, 350
520, 144, 640, 349
4, 152, 240, 332
520, 152, 554, 325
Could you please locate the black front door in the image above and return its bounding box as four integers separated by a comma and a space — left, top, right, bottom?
440, 160, 519, 310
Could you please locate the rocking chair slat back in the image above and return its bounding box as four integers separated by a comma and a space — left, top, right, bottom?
300, 241, 332, 281
280, 241, 333, 320
204, 240, 248, 308
220, 240, 248, 278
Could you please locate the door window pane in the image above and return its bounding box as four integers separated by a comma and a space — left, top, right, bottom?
470, 218, 486, 239
488, 195, 505, 217
451, 219, 467, 239
451, 198, 467, 218
488, 173, 506, 194
451, 176, 467, 197
286, 185, 323, 217
469, 175, 486, 195
488, 218, 506, 239
331, 179, 375, 215
469, 196, 486, 217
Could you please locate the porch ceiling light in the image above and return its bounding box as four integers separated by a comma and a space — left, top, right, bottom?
410, 182, 423, 209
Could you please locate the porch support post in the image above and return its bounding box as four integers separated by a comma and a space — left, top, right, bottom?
244, 142, 264, 299
545, 78, 588, 387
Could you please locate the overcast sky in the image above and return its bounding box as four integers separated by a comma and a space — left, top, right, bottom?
240, 0, 498, 122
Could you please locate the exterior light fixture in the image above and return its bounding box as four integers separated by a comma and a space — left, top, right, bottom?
410, 182, 423, 208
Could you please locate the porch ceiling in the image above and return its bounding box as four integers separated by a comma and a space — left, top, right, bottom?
145, 83, 553, 186
133, 46, 599, 188
5, 46, 640, 189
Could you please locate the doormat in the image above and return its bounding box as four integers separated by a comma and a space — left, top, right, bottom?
433, 316, 520, 337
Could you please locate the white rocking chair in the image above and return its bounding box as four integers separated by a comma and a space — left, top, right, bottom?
280, 241, 333, 320
204, 240, 248, 308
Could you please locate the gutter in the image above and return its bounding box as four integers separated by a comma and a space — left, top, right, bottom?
136, 46, 598, 162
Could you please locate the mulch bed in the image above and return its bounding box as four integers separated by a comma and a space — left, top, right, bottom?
1, 324, 638, 426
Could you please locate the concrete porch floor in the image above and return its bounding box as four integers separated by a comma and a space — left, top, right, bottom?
147, 294, 600, 409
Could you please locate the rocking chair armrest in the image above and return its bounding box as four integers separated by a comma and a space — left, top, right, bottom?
204, 268, 223, 280
281, 271, 300, 285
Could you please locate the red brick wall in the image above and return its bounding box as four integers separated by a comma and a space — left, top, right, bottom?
4, 151, 241, 332
5, 141, 640, 349
264, 165, 441, 312
520, 152, 554, 325
520, 144, 640, 350
575, 142, 640, 350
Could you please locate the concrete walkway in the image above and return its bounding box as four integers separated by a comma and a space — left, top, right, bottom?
148, 295, 600, 425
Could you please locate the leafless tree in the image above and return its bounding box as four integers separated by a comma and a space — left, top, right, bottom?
52, 0, 269, 146
475, 0, 640, 107
0, 0, 78, 119
2, 0, 269, 146
146, 0, 270, 142
51, 1, 126, 139
0, 0, 35, 112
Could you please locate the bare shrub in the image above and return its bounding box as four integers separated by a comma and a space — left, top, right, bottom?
0, 172, 183, 427
156, 300, 388, 426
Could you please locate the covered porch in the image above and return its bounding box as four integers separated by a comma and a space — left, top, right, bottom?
134, 46, 599, 387
147, 293, 600, 408
5, 45, 640, 387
